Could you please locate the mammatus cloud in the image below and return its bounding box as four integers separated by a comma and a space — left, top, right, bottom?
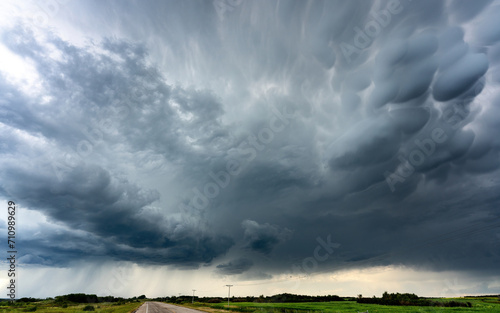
0, 0, 499, 297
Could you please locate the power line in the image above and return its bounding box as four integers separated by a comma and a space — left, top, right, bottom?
225, 285, 233, 308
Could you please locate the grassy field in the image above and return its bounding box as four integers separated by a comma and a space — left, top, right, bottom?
0, 300, 143, 313
3, 297, 500, 313
180, 297, 500, 313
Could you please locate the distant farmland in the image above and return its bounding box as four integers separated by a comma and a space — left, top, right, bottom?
179, 297, 500, 313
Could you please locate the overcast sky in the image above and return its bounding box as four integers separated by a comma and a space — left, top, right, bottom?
1, 0, 500, 299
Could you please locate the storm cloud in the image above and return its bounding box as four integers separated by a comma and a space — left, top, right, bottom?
0, 0, 499, 298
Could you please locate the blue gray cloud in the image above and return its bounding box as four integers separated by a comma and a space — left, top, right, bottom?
0, 0, 499, 294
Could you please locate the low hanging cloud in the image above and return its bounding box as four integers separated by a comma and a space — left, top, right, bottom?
242, 220, 292, 255
216, 258, 254, 275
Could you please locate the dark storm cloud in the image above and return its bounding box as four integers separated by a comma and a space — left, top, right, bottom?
473, 4, 500, 45
242, 220, 292, 255
1, 0, 500, 282
216, 258, 253, 275
433, 53, 488, 101
0, 23, 233, 266
449, 0, 493, 23
18, 228, 105, 266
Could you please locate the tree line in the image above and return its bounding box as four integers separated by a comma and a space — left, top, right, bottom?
356, 292, 472, 307
2, 294, 146, 305
159, 293, 345, 304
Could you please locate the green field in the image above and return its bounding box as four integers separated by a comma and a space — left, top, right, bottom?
0, 300, 143, 313
182, 298, 500, 313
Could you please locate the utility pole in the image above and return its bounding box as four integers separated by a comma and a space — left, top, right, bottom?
225, 285, 233, 308
192, 289, 196, 304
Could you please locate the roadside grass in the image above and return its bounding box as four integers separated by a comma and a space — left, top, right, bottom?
0, 300, 143, 313
178, 297, 500, 313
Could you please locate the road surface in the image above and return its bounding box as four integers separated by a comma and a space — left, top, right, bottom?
135, 302, 208, 313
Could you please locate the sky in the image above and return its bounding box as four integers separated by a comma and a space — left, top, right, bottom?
0, 0, 500, 299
